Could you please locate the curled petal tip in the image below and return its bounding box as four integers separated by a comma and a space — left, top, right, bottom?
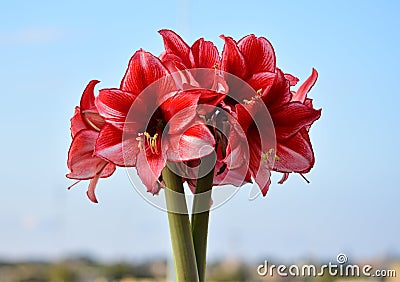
261, 185, 270, 197
278, 173, 289, 184
86, 191, 98, 203
86, 173, 101, 203
158, 28, 173, 34
219, 34, 235, 43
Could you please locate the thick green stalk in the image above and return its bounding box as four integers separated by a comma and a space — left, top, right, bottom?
162, 165, 199, 282
191, 155, 215, 282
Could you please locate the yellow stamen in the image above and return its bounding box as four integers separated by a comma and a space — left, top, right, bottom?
136, 137, 142, 149
257, 88, 263, 95
82, 111, 101, 131
243, 94, 261, 105
262, 148, 278, 162
142, 132, 159, 154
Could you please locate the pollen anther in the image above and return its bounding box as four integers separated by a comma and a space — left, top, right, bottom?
143, 132, 159, 154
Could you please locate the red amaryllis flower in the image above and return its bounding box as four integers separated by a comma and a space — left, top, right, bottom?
235, 68, 321, 194
94, 49, 215, 194
272, 68, 321, 184
66, 80, 116, 203
217, 34, 321, 195
209, 34, 279, 194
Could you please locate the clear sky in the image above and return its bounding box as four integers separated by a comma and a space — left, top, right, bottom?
0, 0, 399, 263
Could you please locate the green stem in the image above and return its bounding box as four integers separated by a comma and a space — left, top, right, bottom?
191, 155, 215, 282
162, 165, 199, 282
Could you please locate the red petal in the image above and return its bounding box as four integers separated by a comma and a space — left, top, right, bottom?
224, 117, 249, 170
258, 171, 272, 196
274, 129, 315, 173
120, 49, 173, 96
159, 53, 196, 90
278, 173, 289, 184
246, 125, 275, 196
86, 170, 101, 203
191, 38, 220, 69
80, 80, 99, 112
70, 106, 87, 137
81, 111, 105, 132
166, 123, 215, 162
304, 98, 314, 109
79, 80, 106, 131
136, 148, 166, 194
196, 72, 228, 109
101, 163, 116, 178
262, 68, 291, 109
249, 143, 272, 196
236, 104, 253, 132
160, 52, 189, 71
284, 73, 299, 86
160, 90, 200, 134
220, 35, 247, 78
271, 102, 322, 140
197, 89, 226, 108
214, 160, 252, 187
95, 88, 137, 130
238, 34, 276, 73
94, 124, 138, 167
292, 68, 318, 103
246, 71, 276, 92
84, 162, 116, 203
158, 29, 192, 68
66, 130, 110, 180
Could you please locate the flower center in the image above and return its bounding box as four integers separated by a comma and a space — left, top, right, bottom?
144, 132, 159, 154
261, 148, 279, 168
243, 89, 263, 105
136, 109, 164, 155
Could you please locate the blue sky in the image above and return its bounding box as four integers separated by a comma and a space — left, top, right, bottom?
0, 0, 399, 263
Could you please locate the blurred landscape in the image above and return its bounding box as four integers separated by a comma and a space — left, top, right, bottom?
0, 256, 398, 282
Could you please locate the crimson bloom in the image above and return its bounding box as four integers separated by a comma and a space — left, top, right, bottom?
68, 30, 321, 201
272, 68, 320, 184
156, 31, 321, 195
159, 29, 228, 107
159, 29, 220, 75
231, 69, 321, 194
218, 35, 321, 195
66, 80, 116, 203
94, 49, 215, 194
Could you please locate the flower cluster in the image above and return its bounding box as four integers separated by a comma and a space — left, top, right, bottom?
67, 29, 321, 203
